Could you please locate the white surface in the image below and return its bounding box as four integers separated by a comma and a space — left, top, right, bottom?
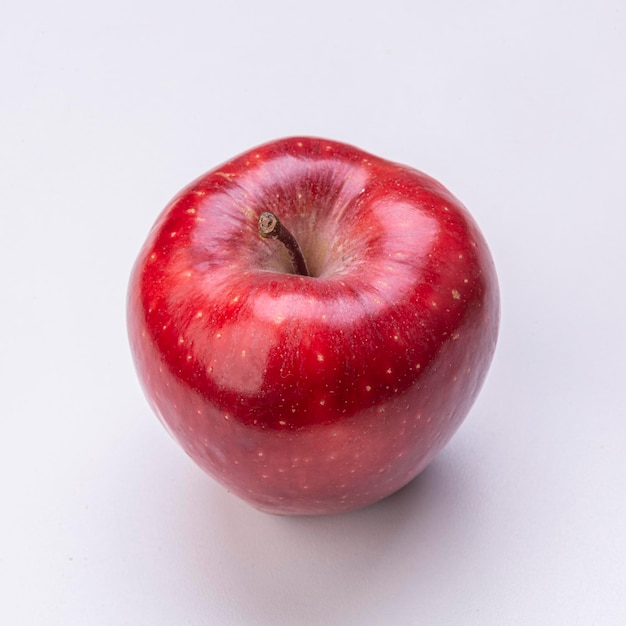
1, 1, 625, 624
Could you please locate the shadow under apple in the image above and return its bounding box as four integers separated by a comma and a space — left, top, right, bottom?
177, 444, 483, 625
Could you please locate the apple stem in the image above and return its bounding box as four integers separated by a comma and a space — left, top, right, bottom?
258, 212, 311, 277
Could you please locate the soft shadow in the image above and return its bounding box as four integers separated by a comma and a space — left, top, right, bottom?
177, 448, 483, 625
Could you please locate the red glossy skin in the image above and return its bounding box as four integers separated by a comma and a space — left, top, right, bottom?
127, 137, 499, 515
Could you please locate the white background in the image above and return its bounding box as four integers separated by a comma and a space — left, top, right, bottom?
1, 1, 625, 624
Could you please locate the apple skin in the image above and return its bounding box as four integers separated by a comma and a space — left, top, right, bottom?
127, 137, 499, 515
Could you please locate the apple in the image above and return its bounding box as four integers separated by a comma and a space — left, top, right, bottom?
127, 137, 499, 515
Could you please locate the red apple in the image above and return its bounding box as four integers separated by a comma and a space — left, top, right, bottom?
127, 137, 499, 515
